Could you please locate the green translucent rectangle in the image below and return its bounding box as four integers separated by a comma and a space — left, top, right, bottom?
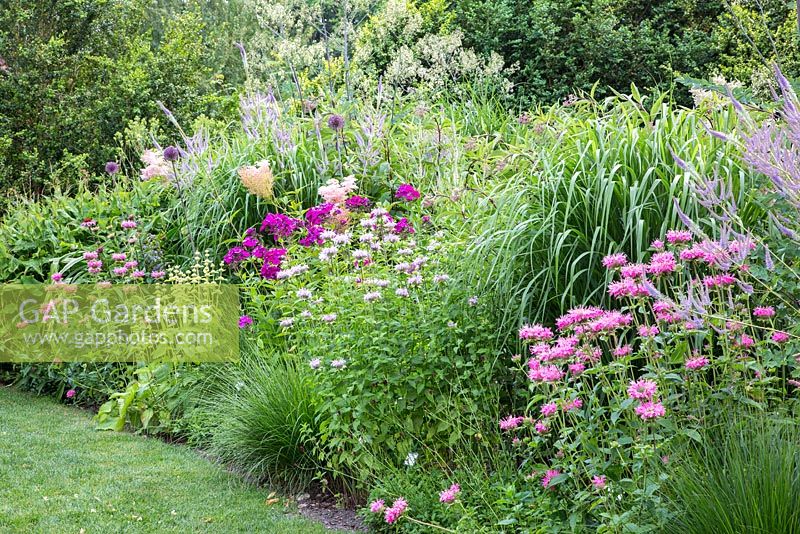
0, 284, 240, 362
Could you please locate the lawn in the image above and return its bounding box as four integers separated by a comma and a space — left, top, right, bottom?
0, 386, 337, 534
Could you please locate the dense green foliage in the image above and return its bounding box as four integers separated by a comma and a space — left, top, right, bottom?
0, 0, 243, 204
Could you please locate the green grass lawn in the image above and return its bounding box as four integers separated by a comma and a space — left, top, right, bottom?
0, 386, 338, 533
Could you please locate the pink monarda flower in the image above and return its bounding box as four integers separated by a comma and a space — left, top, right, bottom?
685, 356, 709, 370
613, 345, 632, 358
439, 483, 460, 504
113, 267, 128, 276
627, 379, 658, 400
585, 311, 632, 334
591, 475, 607, 490
238, 315, 253, 329
608, 278, 648, 299
309, 358, 321, 370
83, 251, 99, 261
638, 325, 659, 337
65, 389, 76, 399
772, 331, 790, 343
555, 306, 605, 330
635, 400, 666, 420
666, 229, 692, 244
602, 253, 627, 269
568, 362, 585, 376
499, 415, 524, 431
384, 498, 408, 524
619, 263, 648, 278
703, 274, 736, 288
121, 219, 137, 230
330, 359, 346, 369
541, 469, 561, 489
739, 334, 755, 348
150, 270, 165, 279
651, 239, 665, 250
51, 272, 64, 282
369, 499, 385, 513
111, 253, 127, 262
753, 306, 776, 318
124, 261, 138, 269
541, 402, 558, 417
519, 323, 554, 341
648, 251, 677, 275
562, 398, 583, 412
788, 379, 800, 388
534, 420, 549, 434
528, 363, 565, 383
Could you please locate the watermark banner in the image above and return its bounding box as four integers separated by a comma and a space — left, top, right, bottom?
0, 284, 240, 362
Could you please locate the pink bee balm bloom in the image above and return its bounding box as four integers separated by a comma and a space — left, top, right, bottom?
439, 483, 460, 504
635, 400, 666, 420
541, 469, 561, 489
685, 356, 709, 370
619, 263, 648, 278
499, 415, 524, 431
369, 500, 385, 513
772, 331, 790, 343
83, 251, 99, 260
51, 273, 63, 282
384, 498, 408, 524
562, 398, 583, 412
568, 361, 586, 375
648, 251, 677, 275
613, 345, 632, 358
739, 334, 755, 348
238, 315, 253, 329
638, 325, 659, 337
519, 323, 554, 340
112, 253, 127, 262
602, 253, 627, 269
627, 379, 658, 400
666, 229, 692, 243
534, 420, 549, 434
753, 306, 776, 318
150, 270, 165, 279
65, 389, 76, 399
591, 475, 607, 490
540, 402, 558, 417
651, 239, 665, 250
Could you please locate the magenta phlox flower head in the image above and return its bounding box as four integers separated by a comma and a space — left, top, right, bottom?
260, 213, 301, 240
345, 195, 371, 210
395, 183, 421, 202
